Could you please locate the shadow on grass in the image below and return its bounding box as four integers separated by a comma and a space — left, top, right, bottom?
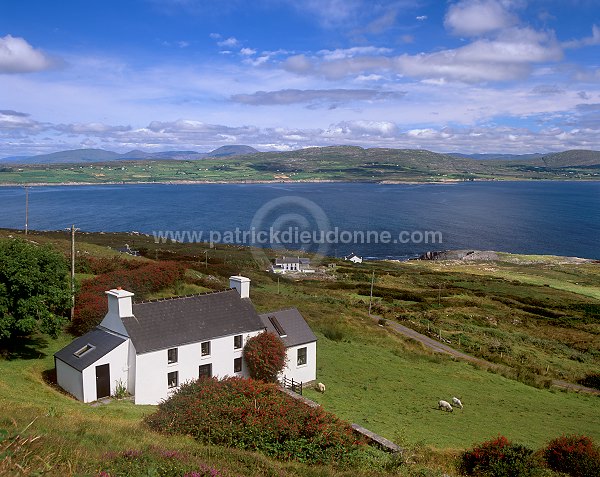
0, 335, 49, 360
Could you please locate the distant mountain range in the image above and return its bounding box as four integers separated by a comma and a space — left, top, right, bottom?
0, 145, 259, 164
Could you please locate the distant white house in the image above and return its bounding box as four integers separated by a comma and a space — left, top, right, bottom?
54, 276, 317, 405
345, 254, 363, 264
272, 256, 313, 273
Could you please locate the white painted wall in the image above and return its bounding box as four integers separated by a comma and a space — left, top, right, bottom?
281, 341, 317, 384
55, 358, 84, 401
80, 340, 129, 403
133, 330, 263, 405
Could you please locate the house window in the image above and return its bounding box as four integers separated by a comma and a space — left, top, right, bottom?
234, 334, 243, 349
297, 347, 307, 366
167, 348, 178, 364
199, 363, 212, 379
201, 341, 211, 357
73, 343, 95, 358
167, 371, 178, 389
234, 357, 242, 373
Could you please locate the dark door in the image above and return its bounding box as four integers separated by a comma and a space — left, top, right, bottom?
199, 363, 212, 379
96, 363, 110, 400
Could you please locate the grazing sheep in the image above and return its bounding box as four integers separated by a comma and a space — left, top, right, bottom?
315, 382, 326, 393
438, 400, 453, 412
452, 397, 463, 409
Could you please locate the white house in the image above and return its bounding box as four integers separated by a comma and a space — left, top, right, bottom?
272, 256, 312, 273
54, 276, 317, 405
345, 254, 363, 264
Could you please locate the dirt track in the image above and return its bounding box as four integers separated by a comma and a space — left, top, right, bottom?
372, 315, 600, 396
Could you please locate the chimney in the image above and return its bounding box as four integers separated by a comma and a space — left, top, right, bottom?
229, 276, 250, 299
105, 288, 135, 318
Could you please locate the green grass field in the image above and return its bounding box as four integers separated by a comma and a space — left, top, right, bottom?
1, 229, 599, 475
303, 333, 600, 450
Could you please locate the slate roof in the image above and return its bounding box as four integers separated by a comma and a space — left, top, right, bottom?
54, 328, 126, 372
259, 308, 317, 347
123, 289, 264, 354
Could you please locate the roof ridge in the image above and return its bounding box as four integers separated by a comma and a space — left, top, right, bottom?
134, 288, 235, 305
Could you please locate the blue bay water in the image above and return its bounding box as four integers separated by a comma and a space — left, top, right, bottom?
0, 181, 598, 260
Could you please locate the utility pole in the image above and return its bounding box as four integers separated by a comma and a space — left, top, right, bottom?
66, 225, 80, 321
24, 186, 29, 235
368, 271, 375, 316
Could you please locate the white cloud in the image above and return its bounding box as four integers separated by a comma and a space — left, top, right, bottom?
240, 47, 256, 56
317, 46, 392, 61
416, 15, 427, 21
230, 88, 406, 106
0, 35, 54, 73
217, 37, 238, 47
563, 25, 600, 49
444, 0, 518, 37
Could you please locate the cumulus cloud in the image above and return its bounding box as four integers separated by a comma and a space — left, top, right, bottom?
217, 37, 238, 47
416, 15, 427, 21
0, 109, 44, 131
240, 47, 256, 56
563, 25, 600, 49
0, 35, 54, 73
230, 88, 406, 106
444, 0, 519, 37
279, 24, 562, 83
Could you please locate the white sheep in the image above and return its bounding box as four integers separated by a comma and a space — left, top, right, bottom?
315, 382, 326, 393
438, 400, 453, 412
452, 397, 463, 409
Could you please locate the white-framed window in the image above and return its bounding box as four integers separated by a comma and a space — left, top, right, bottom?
167, 348, 178, 364
201, 341, 211, 357
297, 347, 307, 366
234, 334, 243, 349
234, 357, 242, 373
167, 371, 178, 388
199, 363, 212, 379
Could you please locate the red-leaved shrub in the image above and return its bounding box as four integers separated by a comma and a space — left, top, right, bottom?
543, 434, 600, 477
71, 260, 185, 335
459, 435, 537, 477
243, 332, 287, 382
145, 377, 364, 465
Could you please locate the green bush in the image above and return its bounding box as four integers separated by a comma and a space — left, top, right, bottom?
145, 377, 365, 465
459, 435, 538, 477
543, 435, 600, 477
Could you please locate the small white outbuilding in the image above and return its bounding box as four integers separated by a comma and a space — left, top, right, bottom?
54, 276, 317, 404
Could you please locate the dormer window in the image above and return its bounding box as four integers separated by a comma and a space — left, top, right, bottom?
73, 344, 95, 358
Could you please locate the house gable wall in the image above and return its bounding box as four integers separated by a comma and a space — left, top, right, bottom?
80, 340, 129, 402
282, 341, 317, 384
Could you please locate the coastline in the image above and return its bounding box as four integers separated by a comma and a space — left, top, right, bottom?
1, 177, 594, 187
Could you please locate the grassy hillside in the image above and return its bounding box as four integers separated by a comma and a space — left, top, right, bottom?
1, 146, 599, 184
1, 229, 599, 475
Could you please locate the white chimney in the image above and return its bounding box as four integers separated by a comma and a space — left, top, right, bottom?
99, 288, 134, 336
229, 276, 250, 299
106, 287, 134, 317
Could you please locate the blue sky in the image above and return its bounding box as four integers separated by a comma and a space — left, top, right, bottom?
1, 0, 599, 156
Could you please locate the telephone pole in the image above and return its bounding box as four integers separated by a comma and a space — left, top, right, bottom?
368, 271, 375, 316
24, 186, 29, 235
66, 225, 80, 320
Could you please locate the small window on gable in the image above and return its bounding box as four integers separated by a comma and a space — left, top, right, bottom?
234, 357, 242, 373
167, 348, 178, 364
168, 371, 178, 389
234, 334, 243, 349
201, 341, 211, 357
73, 344, 95, 358
297, 347, 307, 366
